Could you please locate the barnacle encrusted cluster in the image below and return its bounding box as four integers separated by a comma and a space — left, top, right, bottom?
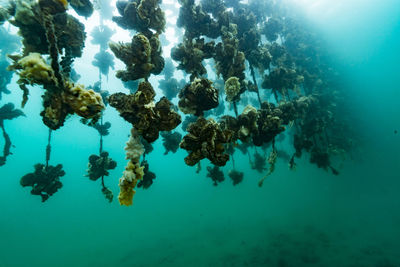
180, 117, 233, 166
178, 78, 219, 116
5, 0, 103, 130
109, 81, 181, 143
0, 103, 24, 122
110, 0, 165, 82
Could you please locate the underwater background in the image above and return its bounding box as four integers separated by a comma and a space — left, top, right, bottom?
0, 0, 400, 266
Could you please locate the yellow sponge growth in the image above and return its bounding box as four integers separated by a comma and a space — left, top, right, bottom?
8, 53, 105, 128
63, 83, 105, 119
16, 52, 54, 85
118, 128, 145, 206
118, 161, 144, 206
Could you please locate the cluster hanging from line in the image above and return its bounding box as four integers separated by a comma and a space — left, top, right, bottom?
0, 0, 353, 205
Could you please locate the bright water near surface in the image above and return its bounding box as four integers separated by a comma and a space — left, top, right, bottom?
0, 0, 400, 266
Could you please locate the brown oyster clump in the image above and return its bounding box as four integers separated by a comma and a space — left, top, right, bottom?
220, 105, 258, 142
252, 108, 285, 146
278, 95, 318, 124
113, 0, 165, 34
262, 67, 304, 97
236, 105, 258, 141
220, 104, 285, 147
108, 81, 181, 143
206, 165, 225, 186
109, 33, 164, 81
214, 24, 246, 82
20, 163, 65, 202
178, 78, 219, 116
180, 117, 233, 166
8, 53, 104, 130
224, 76, 241, 102
171, 37, 215, 80
40, 81, 105, 129
10, 0, 86, 58
247, 44, 272, 73
177, 0, 220, 39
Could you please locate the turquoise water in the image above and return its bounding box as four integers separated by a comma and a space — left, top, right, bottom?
1, 0, 400, 266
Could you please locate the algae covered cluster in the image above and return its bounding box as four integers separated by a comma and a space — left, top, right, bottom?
0, 0, 355, 206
